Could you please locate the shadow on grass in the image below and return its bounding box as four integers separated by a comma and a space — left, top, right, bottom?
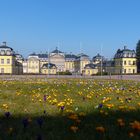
0, 110, 140, 140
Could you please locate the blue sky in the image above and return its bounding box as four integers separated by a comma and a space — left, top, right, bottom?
0, 0, 140, 58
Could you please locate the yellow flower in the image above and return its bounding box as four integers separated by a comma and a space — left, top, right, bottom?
106, 104, 114, 109
39, 99, 42, 102
2, 104, 8, 109
66, 109, 73, 113
79, 112, 86, 117
57, 102, 65, 107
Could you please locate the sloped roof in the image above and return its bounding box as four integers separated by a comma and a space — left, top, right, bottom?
38, 54, 48, 58
77, 53, 89, 57
0, 45, 13, 50
29, 53, 38, 56
84, 63, 97, 69
42, 63, 56, 69
51, 47, 63, 53
29, 53, 48, 58
93, 53, 102, 60
114, 46, 136, 58
65, 54, 77, 59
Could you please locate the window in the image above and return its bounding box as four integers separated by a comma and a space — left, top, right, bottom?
7, 59, 10, 64
128, 69, 131, 73
124, 69, 126, 73
133, 61, 136, 65
1, 68, 4, 73
120, 61, 123, 66
124, 61, 126, 65
128, 61, 131, 65
133, 69, 135, 73
1, 59, 4, 64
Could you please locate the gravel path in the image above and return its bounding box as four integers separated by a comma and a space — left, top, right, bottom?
0, 75, 139, 81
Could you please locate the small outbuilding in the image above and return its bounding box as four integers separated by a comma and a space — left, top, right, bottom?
84, 63, 98, 75
41, 63, 57, 75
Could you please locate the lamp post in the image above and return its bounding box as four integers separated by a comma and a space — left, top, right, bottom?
100, 44, 103, 79
48, 49, 50, 78
121, 60, 123, 80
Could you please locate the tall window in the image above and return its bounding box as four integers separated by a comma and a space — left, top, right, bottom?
128, 61, 131, 65
133, 61, 136, 65
133, 69, 135, 73
1, 59, 4, 64
124, 61, 126, 65
124, 69, 126, 73
7, 59, 10, 64
1, 68, 4, 73
128, 69, 131, 73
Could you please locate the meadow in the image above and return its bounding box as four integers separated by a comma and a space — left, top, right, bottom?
0, 78, 140, 140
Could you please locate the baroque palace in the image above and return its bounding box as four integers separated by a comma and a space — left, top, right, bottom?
0, 42, 137, 75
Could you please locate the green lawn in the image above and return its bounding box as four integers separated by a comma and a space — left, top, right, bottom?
0, 78, 140, 140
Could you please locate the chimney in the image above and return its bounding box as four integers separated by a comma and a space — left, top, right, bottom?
2, 42, 6, 46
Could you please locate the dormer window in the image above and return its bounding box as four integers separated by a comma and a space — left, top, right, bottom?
6, 50, 11, 55
124, 53, 127, 57
132, 53, 136, 57
126, 53, 129, 57
1, 50, 5, 55
128, 53, 132, 57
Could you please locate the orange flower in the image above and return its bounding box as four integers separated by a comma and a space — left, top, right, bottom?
128, 132, 134, 137
8, 127, 13, 134
117, 118, 125, 127
68, 114, 78, 120
130, 121, 140, 131
75, 119, 81, 123
95, 126, 105, 133
70, 126, 78, 133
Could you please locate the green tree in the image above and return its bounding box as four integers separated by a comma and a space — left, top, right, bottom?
136, 40, 140, 73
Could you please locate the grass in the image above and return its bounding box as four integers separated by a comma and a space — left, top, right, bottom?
0, 78, 140, 139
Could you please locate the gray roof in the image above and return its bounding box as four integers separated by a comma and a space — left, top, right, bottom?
51, 48, 63, 54
29, 53, 48, 58
84, 63, 97, 69
15, 53, 24, 60
65, 54, 77, 59
77, 53, 89, 57
38, 54, 48, 58
93, 53, 102, 60
0, 45, 13, 50
114, 46, 136, 58
42, 63, 56, 69
29, 53, 38, 56
102, 61, 115, 67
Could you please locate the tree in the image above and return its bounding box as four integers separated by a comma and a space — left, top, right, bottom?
136, 40, 140, 73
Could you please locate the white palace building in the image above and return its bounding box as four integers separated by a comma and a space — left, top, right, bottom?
0, 42, 137, 75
